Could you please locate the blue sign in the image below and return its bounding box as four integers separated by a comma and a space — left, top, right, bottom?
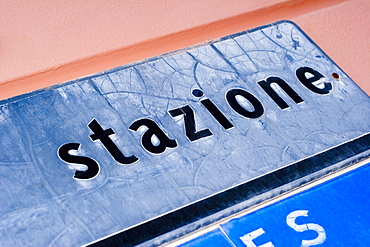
180, 162, 370, 246
0, 21, 369, 246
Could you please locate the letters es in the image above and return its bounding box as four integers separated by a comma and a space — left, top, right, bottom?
240, 210, 326, 247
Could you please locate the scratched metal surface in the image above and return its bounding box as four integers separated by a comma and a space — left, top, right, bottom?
0, 21, 369, 246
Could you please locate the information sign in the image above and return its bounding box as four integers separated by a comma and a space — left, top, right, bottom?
179, 162, 370, 247
0, 21, 369, 246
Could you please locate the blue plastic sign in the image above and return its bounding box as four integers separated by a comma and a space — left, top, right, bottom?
0, 21, 369, 246
179, 162, 370, 247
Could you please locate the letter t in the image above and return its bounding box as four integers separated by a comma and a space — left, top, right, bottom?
88, 119, 138, 164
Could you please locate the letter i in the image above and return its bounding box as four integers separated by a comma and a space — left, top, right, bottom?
192, 89, 234, 130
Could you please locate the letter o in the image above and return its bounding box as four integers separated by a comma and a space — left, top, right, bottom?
226, 89, 264, 118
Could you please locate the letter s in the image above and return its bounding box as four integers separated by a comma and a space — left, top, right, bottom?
58, 143, 100, 179
286, 210, 326, 247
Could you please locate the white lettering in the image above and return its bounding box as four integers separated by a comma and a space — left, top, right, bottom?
286, 210, 326, 247
240, 228, 274, 247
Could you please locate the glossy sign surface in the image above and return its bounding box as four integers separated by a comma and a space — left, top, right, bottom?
180, 162, 370, 247
0, 21, 369, 246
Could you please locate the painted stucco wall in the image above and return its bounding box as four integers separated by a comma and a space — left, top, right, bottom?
0, 0, 369, 99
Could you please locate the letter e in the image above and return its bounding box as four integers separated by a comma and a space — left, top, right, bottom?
240, 228, 274, 247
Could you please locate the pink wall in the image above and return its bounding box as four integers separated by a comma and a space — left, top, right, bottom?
0, 0, 369, 100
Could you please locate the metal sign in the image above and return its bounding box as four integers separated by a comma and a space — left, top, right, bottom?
179, 161, 370, 247
0, 21, 369, 246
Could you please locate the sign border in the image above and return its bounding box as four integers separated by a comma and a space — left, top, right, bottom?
2, 20, 368, 247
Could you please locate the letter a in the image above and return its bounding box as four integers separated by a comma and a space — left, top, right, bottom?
129, 118, 177, 154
